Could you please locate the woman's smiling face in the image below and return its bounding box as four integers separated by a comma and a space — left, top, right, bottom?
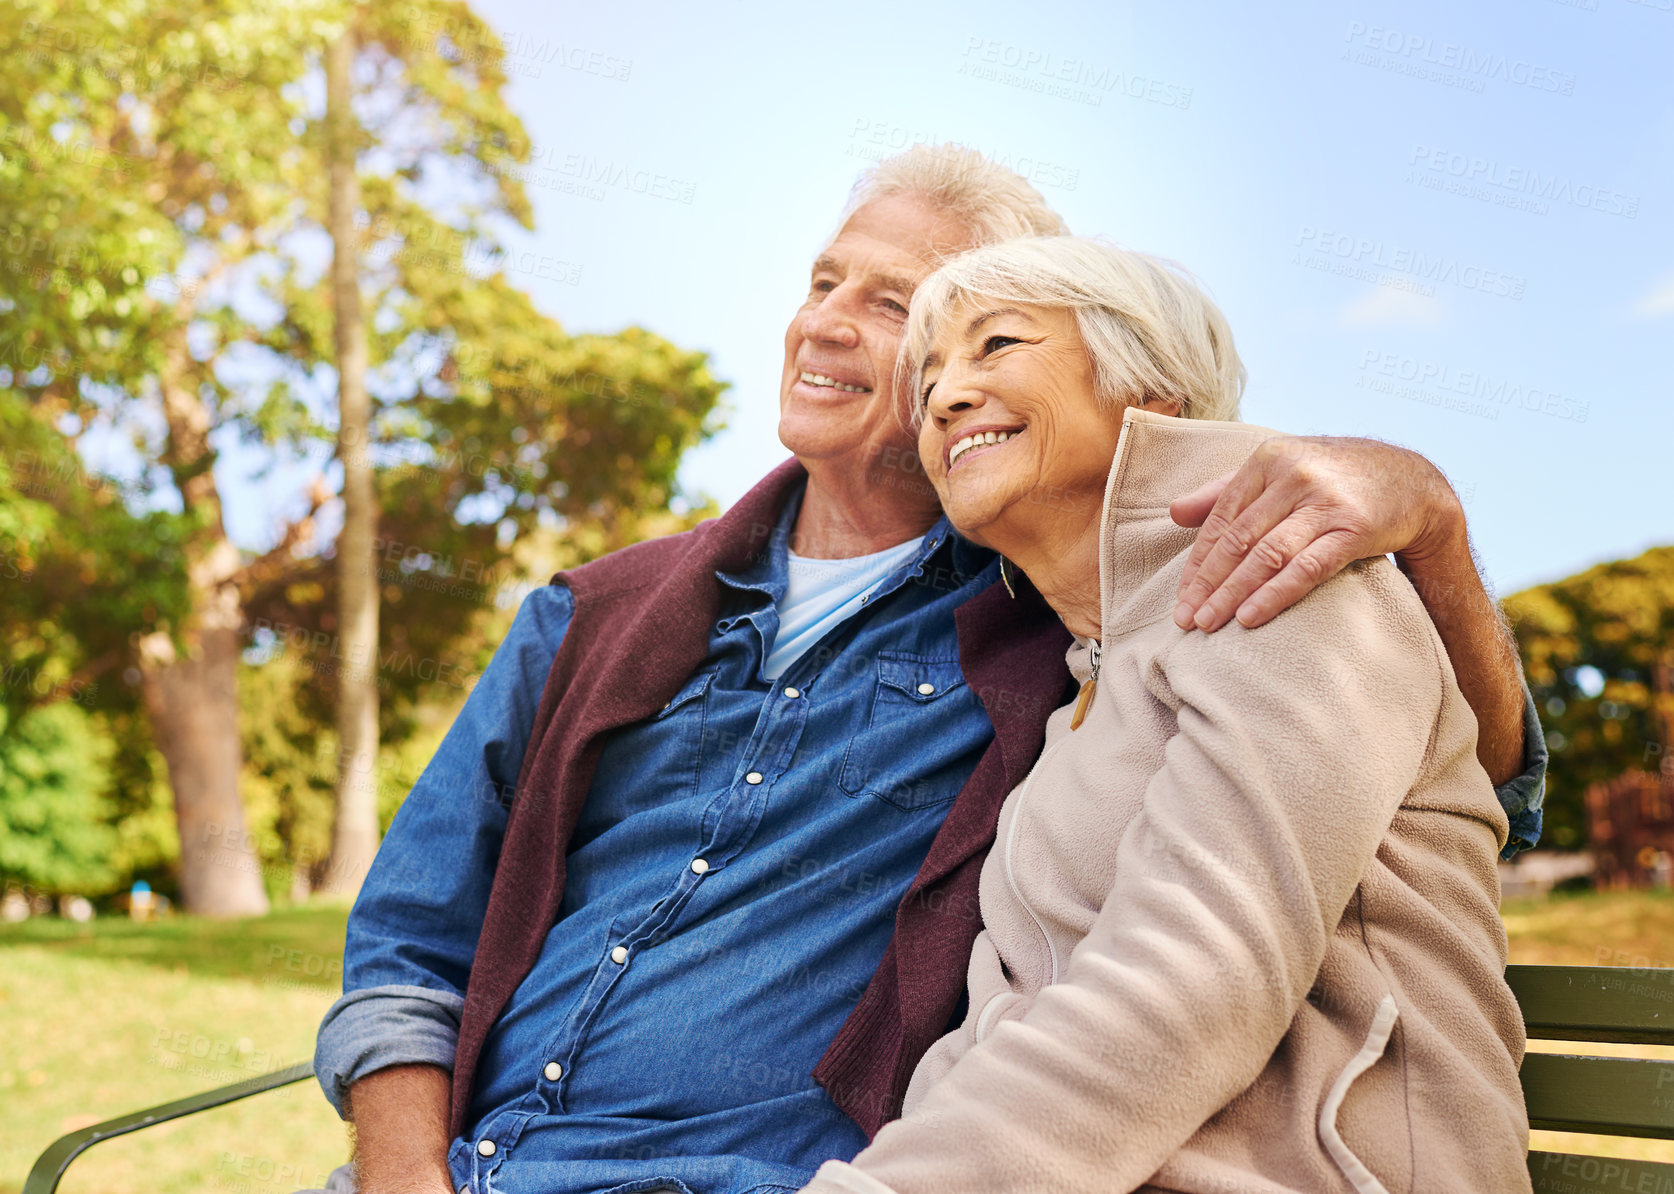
916, 300, 1119, 551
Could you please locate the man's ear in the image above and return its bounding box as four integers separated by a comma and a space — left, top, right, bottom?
1136, 396, 1182, 418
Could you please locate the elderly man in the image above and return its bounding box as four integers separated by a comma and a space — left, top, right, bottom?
313, 146, 1544, 1194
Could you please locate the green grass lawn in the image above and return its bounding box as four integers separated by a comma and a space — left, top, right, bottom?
1, 905, 351, 1194
4, 890, 1674, 1191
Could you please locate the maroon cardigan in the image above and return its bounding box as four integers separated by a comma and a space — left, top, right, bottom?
448, 458, 1073, 1138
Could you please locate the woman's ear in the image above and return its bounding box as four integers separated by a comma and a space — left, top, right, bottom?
1137, 395, 1183, 418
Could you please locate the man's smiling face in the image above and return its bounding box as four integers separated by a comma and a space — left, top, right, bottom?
778, 194, 974, 483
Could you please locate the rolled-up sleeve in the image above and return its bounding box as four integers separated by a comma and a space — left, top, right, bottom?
313, 584, 574, 1119
1492, 684, 1547, 860
314, 986, 465, 1118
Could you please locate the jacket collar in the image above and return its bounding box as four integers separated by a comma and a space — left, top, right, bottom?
1096, 408, 1283, 638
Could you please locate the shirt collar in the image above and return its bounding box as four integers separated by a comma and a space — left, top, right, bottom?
713, 493, 987, 631
715, 483, 803, 620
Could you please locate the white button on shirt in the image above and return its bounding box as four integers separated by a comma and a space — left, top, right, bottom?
917, 682, 936, 695
544, 1061, 563, 1081
610, 945, 629, 964
783, 686, 801, 699
690, 858, 710, 874
745, 771, 764, 785
476, 1138, 496, 1157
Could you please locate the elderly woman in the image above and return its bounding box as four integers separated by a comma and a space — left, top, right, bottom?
801, 237, 1530, 1194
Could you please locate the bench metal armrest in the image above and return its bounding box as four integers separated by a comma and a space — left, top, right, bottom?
23, 1061, 314, 1194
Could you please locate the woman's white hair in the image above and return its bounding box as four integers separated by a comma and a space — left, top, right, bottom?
902, 235, 1246, 425
839, 143, 1068, 245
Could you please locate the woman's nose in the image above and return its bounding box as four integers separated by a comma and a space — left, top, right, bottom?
926, 364, 984, 422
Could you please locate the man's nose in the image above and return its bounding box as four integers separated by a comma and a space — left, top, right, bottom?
801, 290, 861, 349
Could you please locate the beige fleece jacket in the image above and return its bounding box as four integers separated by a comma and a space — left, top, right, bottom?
803, 409, 1529, 1194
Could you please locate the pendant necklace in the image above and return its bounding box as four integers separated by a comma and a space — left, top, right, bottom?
1070, 640, 1101, 731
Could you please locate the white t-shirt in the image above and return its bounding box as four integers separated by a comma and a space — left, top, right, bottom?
761, 537, 922, 680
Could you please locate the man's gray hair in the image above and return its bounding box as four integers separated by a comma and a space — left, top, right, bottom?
902, 235, 1246, 425
840, 143, 1068, 246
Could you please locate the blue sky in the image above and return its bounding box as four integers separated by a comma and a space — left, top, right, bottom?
249, 0, 1674, 594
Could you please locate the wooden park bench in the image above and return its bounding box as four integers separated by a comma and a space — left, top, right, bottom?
24, 965, 1674, 1192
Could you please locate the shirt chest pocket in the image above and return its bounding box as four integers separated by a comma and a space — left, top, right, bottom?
647, 669, 716, 801
583, 671, 715, 836
838, 653, 980, 811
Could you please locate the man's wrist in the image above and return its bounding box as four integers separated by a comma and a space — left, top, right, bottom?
347, 1064, 455, 1193
354, 1173, 454, 1194
1384, 476, 1527, 785
1393, 463, 1468, 577
1393, 494, 1501, 643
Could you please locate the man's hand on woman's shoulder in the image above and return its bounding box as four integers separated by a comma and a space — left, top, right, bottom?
1166, 433, 1528, 786
1168, 435, 1461, 633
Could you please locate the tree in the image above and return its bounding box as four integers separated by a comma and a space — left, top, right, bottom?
0, 389, 177, 897
1, 0, 726, 912
2, 0, 317, 915
0, 702, 117, 894
1505, 546, 1674, 850
323, 22, 379, 894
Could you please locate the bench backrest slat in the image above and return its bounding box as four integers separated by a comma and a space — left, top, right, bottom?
1521, 1054, 1674, 1139
1508, 964, 1674, 1046
1528, 1150, 1674, 1193
1511, 964, 1674, 1186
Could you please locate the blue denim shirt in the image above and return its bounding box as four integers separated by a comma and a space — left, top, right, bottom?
319, 499, 1004, 1194
317, 498, 1546, 1194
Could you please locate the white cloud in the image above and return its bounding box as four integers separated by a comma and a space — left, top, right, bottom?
1632, 272, 1674, 318
1337, 286, 1443, 329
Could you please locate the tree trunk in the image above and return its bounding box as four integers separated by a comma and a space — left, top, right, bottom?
322, 25, 381, 897
141, 331, 269, 918
139, 623, 269, 917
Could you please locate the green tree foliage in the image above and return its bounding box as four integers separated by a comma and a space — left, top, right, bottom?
0, 388, 190, 726
0, 390, 187, 895
1506, 546, 1674, 850
0, 0, 727, 908
237, 637, 465, 900
0, 702, 116, 893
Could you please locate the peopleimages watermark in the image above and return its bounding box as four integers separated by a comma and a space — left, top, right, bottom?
0, 442, 108, 504
0, 229, 164, 295
1407, 145, 1638, 219
379, 238, 583, 286
0, 661, 99, 707
397, 8, 633, 82
357, 213, 585, 285
214, 1151, 332, 1194
1357, 350, 1589, 424
0, 125, 138, 181
1293, 225, 1526, 301
480, 144, 696, 205
497, 33, 631, 80
247, 615, 474, 690
17, 19, 252, 95
845, 118, 1079, 192
149, 1025, 280, 1077
1342, 23, 1577, 96
958, 37, 1192, 110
